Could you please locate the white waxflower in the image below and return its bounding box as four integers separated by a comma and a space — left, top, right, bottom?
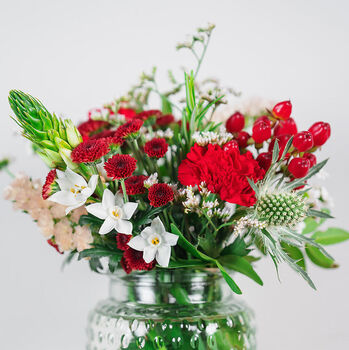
144, 172, 158, 188
48, 168, 98, 215
127, 217, 178, 267
86, 188, 138, 235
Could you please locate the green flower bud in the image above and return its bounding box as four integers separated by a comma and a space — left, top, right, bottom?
59, 148, 78, 171
65, 119, 82, 148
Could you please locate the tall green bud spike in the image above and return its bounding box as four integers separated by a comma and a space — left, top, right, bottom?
8, 90, 82, 169
256, 192, 308, 227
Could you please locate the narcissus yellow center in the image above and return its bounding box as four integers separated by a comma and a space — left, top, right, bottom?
70, 184, 86, 195
151, 236, 160, 246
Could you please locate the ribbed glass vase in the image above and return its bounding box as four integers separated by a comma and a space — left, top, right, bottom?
86, 268, 256, 349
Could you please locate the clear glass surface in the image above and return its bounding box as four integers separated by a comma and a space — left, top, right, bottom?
86, 269, 256, 349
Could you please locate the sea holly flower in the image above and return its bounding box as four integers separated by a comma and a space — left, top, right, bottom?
128, 217, 178, 267
48, 168, 98, 214
86, 188, 138, 235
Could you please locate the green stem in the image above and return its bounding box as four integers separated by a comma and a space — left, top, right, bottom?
120, 179, 128, 202
3, 167, 15, 178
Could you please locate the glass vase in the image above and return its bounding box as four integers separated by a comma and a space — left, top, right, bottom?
86, 268, 256, 349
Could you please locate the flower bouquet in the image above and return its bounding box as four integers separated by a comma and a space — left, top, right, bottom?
4, 25, 348, 349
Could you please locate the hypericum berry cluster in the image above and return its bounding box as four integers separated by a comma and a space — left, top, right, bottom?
256, 192, 308, 227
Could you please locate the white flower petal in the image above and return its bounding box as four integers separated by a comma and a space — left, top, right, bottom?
156, 245, 171, 267
56, 178, 71, 191
102, 188, 115, 209
88, 175, 98, 192
123, 202, 138, 220
140, 226, 153, 239
151, 217, 166, 234
66, 168, 87, 187
114, 193, 124, 207
128, 235, 147, 251
65, 202, 84, 215
143, 246, 157, 263
81, 187, 93, 198
49, 191, 77, 206
86, 203, 108, 219
99, 216, 116, 235
163, 232, 179, 246
114, 219, 133, 235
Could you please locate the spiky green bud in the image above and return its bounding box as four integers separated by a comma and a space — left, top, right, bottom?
256, 192, 308, 227
8, 90, 82, 169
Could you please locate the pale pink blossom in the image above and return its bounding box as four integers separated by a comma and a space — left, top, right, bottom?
70, 206, 88, 224
37, 208, 55, 238
54, 218, 74, 251
73, 225, 93, 252
50, 204, 67, 219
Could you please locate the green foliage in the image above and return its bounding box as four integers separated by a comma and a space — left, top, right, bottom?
312, 228, 349, 245
305, 244, 337, 268
281, 242, 306, 270
219, 255, 263, 286
220, 237, 251, 257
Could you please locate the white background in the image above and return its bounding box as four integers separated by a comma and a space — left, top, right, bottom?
1, 1, 349, 349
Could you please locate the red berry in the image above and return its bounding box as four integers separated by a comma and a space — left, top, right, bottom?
293, 131, 314, 152
274, 118, 298, 137
288, 157, 310, 178
252, 121, 272, 144
308, 122, 331, 146
226, 112, 245, 133
303, 153, 317, 167
256, 152, 272, 171
223, 140, 239, 152
272, 101, 292, 120
255, 115, 271, 126
236, 131, 250, 148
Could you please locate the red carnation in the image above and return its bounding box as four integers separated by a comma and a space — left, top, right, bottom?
42, 169, 58, 200
178, 144, 264, 207
115, 119, 143, 139
71, 139, 110, 163
78, 120, 110, 137
90, 130, 124, 147
122, 248, 156, 273
135, 110, 162, 121
118, 107, 136, 120
116, 233, 132, 251
124, 175, 148, 195
47, 238, 63, 254
144, 138, 168, 158
156, 114, 175, 126
104, 154, 137, 179
148, 183, 174, 207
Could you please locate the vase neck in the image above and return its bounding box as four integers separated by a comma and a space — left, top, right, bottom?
109, 269, 229, 305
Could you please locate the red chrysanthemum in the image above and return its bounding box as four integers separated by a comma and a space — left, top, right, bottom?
122, 248, 156, 273
156, 114, 175, 126
148, 183, 174, 207
116, 233, 132, 251
71, 139, 110, 163
115, 119, 144, 139
124, 175, 148, 195
42, 169, 58, 200
90, 130, 124, 147
104, 154, 137, 179
135, 109, 162, 121
144, 138, 168, 158
178, 143, 265, 207
77, 120, 110, 137
47, 238, 63, 254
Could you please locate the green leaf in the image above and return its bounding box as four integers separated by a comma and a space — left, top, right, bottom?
281, 242, 306, 270
308, 209, 334, 219
108, 255, 121, 273
161, 95, 172, 114
216, 261, 242, 294
312, 227, 349, 245
166, 260, 209, 269
271, 139, 279, 163
219, 255, 263, 286
61, 250, 77, 270
170, 284, 191, 304
88, 257, 103, 273
170, 223, 215, 262
247, 178, 259, 197
220, 236, 250, 257
78, 247, 122, 260
305, 244, 337, 268
302, 217, 321, 234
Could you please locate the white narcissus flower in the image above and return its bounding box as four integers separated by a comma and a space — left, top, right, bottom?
128, 217, 178, 267
48, 168, 98, 215
86, 188, 138, 235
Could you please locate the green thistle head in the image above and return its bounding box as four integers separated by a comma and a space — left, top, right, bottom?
256, 192, 308, 227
